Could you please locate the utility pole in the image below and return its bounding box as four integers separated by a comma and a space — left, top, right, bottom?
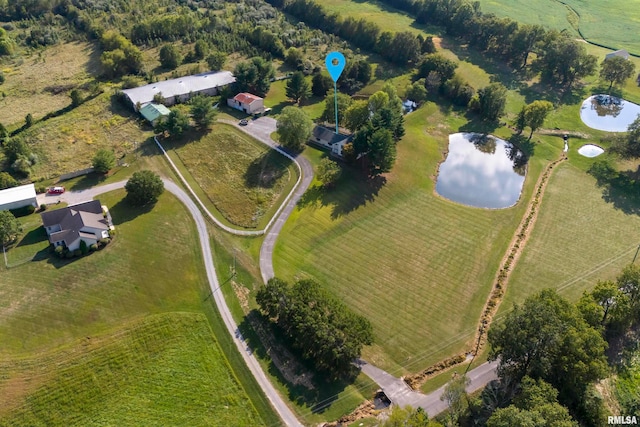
632, 244, 640, 264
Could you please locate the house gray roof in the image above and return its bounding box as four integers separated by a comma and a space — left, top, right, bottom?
606, 49, 630, 60
122, 71, 236, 107
312, 126, 351, 145
0, 184, 36, 209
41, 200, 108, 246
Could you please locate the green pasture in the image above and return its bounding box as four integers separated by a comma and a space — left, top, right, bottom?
163, 124, 296, 229
477, 0, 640, 55
502, 160, 640, 312
0, 189, 206, 353
265, 79, 326, 120
273, 102, 554, 374
0, 313, 263, 426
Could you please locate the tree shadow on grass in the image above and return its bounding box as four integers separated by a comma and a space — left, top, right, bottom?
520, 81, 588, 106
109, 197, 155, 226
16, 227, 48, 248
298, 165, 387, 220
237, 310, 357, 414
68, 172, 107, 191
244, 151, 292, 189
589, 162, 640, 216
458, 111, 502, 135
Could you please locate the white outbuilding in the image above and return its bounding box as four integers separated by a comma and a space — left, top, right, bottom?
0, 184, 37, 211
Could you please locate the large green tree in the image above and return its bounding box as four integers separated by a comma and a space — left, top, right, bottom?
534, 32, 597, 87
125, 170, 164, 206
0, 172, 18, 190
189, 95, 216, 129
321, 92, 353, 125
276, 106, 313, 151
92, 149, 116, 174
155, 109, 190, 137
233, 57, 275, 97
206, 51, 226, 71
488, 289, 608, 409
600, 56, 636, 91
285, 71, 311, 104
0, 210, 21, 246
354, 126, 397, 176
256, 277, 374, 380
416, 53, 458, 81
312, 73, 333, 97
516, 100, 554, 140
316, 157, 341, 187
344, 100, 370, 132
159, 44, 181, 70
475, 83, 508, 121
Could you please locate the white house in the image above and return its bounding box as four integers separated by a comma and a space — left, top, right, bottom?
0, 184, 37, 211
40, 200, 111, 251
605, 49, 630, 60
227, 93, 265, 115
309, 125, 351, 158
121, 71, 236, 111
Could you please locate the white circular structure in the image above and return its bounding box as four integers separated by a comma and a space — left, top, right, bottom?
578, 144, 605, 158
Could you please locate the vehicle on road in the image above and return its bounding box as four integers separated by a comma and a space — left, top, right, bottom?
239, 119, 249, 126
47, 186, 65, 194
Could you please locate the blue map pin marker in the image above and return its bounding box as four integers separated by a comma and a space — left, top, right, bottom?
325, 51, 346, 82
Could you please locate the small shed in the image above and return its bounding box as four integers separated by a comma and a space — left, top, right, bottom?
227, 93, 265, 115
140, 103, 171, 124
0, 183, 37, 211
605, 49, 630, 60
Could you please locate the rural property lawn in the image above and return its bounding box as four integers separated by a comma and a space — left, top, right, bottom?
503, 161, 640, 314
273, 104, 545, 374
0, 313, 263, 427
164, 124, 296, 229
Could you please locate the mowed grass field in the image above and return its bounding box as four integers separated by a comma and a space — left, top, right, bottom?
502, 161, 640, 314
0, 313, 263, 427
0, 189, 206, 353
0, 42, 100, 128
165, 124, 296, 228
273, 103, 547, 374
477, 0, 640, 54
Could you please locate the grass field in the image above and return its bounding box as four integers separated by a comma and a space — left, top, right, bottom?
164, 124, 296, 229
0, 189, 206, 353
502, 161, 640, 312
273, 101, 554, 374
0, 42, 100, 128
476, 0, 640, 55
0, 313, 263, 426
15, 92, 150, 182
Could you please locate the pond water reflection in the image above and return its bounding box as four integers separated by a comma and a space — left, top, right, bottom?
580, 95, 640, 132
435, 133, 526, 209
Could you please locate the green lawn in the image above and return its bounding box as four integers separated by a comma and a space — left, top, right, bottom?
273, 103, 551, 375
502, 161, 640, 313
162, 124, 296, 229
0, 313, 263, 427
476, 0, 640, 55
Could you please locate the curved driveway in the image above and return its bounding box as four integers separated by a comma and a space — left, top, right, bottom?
48, 178, 303, 427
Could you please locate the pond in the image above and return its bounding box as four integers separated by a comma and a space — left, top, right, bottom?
580, 95, 640, 132
578, 144, 605, 158
435, 133, 526, 209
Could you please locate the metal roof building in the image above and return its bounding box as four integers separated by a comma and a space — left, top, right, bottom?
122, 71, 236, 111
0, 183, 37, 211
139, 103, 171, 124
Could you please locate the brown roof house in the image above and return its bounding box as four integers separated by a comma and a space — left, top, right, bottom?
41, 200, 112, 251
227, 93, 265, 115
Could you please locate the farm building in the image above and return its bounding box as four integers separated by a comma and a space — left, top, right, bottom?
309, 125, 351, 158
121, 71, 236, 111
605, 49, 630, 60
0, 184, 37, 211
41, 200, 111, 252
139, 103, 171, 124
227, 93, 265, 115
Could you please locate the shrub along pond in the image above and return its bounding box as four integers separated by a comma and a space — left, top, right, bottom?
435, 133, 526, 209
580, 95, 640, 132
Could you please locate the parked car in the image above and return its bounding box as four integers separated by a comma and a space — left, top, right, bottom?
239, 119, 249, 126
47, 186, 65, 194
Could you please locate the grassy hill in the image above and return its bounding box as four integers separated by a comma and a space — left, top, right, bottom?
0, 313, 263, 427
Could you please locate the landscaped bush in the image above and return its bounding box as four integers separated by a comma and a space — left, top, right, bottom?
79, 240, 88, 255
90, 243, 98, 251
54, 245, 64, 257
99, 237, 110, 246
73, 249, 82, 257
65, 251, 74, 259
39, 204, 46, 211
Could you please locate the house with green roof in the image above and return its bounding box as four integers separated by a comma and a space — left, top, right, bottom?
139, 103, 171, 124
